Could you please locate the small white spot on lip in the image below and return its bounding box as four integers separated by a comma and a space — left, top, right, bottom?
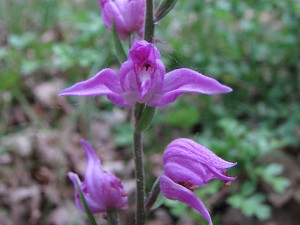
140, 70, 150, 86
140, 63, 153, 86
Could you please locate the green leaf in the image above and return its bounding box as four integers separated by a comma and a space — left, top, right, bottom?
263, 163, 284, 177
268, 177, 290, 193
136, 106, 156, 131
227, 193, 271, 220
112, 20, 126, 64
155, 0, 178, 22
75, 180, 98, 225
150, 193, 167, 211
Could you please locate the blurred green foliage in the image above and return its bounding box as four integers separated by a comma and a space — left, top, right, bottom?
1, 0, 299, 222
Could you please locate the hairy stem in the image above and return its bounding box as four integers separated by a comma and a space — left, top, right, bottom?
133, 1, 155, 224
133, 103, 146, 225
133, 128, 145, 225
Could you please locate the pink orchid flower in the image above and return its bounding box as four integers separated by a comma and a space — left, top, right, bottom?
160, 138, 237, 225
68, 139, 127, 213
59, 40, 232, 108
99, 0, 146, 40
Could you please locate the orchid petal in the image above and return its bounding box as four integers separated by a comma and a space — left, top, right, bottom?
149, 68, 232, 106
164, 162, 205, 186
80, 139, 105, 204
68, 139, 127, 213
68, 172, 106, 213
160, 138, 236, 224
103, 2, 127, 32
98, 0, 145, 40
163, 138, 237, 169
160, 174, 213, 225
79, 139, 128, 209
59, 69, 128, 107
206, 166, 237, 181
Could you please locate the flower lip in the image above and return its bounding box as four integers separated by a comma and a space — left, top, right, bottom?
160, 138, 236, 225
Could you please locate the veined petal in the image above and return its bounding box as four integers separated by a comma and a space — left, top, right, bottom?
206, 166, 237, 181
80, 139, 106, 205
160, 174, 213, 225
149, 68, 232, 106
164, 162, 205, 186
59, 69, 128, 107
163, 138, 237, 169
120, 40, 165, 105
99, 172, 128, 210
73, 139, 127, 212
68, 172, 106, 213
115, 0, 145, 32
103, 2, 127, 32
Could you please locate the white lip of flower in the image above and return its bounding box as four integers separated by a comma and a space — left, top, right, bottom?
140, 64, 152, 87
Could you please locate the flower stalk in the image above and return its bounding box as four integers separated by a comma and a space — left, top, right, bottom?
107, 209, 120, 225
133, 103, 146, 225
133, 0, 154, 223
145, 178, 161, 214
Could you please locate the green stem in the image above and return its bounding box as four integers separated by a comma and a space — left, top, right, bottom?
133, 1, 155, 224
133, 103, 146, 225
107, 209, 120, 225
145, 178, 160, 214
144, 0, 155, 43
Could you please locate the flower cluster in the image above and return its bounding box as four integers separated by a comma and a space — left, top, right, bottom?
63, 1, 237, 225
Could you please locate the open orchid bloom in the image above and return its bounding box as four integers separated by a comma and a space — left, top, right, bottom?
68, 139, 127, 214
160, 138, 237, 225
59, 40, 232, 108
98, 0, 146, 40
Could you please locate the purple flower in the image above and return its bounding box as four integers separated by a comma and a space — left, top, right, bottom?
98, 0, 146, 40
68, 139, 127, 213
159, 138, 237, 225
59, 40, 232, 108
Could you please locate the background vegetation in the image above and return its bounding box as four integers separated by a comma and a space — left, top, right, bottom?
0, 0, 299, 224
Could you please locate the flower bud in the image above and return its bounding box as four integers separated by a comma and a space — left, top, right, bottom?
99, 0, 146, 40
69, 139, 127, 213
160, 138, 237, 225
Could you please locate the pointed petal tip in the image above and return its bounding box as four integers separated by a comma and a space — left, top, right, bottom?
225, 86, 233, 93
79, 138, 88, 146
58, 89, 67, 96
67, 172, 81, 185
58, 87, 78, 96
225, 161, 237, 169
67, 171, 76, 179
160, 174, 213, 225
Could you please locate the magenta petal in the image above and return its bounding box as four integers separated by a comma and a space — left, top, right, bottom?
164, 162, 205, 186
103, 2, 126, 31
80, 139, 106, 204
149, 68, 232, 106
59, 68, 128, 107
68, 172, 105, 213
160, 174, 213, 225
163, 138, 237, 169
79, 139, 127, 210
